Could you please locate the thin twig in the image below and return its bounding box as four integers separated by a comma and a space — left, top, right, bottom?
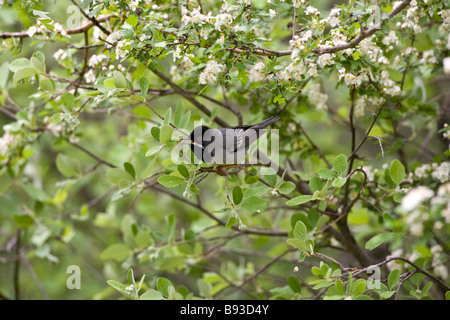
70, 0, 110, 35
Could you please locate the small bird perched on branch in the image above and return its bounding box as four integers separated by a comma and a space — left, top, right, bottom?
185, 115, 281, 175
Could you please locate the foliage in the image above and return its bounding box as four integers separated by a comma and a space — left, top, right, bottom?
0, 0, 449, 300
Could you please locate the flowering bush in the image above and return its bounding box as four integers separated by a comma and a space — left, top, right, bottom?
0, 0, 449, 300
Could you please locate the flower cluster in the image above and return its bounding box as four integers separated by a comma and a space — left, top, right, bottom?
248, 61, 266, 83
198, 60, 225, 85
413, 161, 450, 183
307, 83, 328, 111
27, 17, 69, 38
354, 95, 385, 117
0, 131, 15, 157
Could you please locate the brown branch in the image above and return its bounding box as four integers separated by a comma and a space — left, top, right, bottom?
69, 140, 117, 168
151, 69, 231, 127
313, 0, 412, 55
355, 256, 450, 293
151, 184, 288, 237
0, 14, 114, 39
215, 248, 295, 299
70, 0, 110, 35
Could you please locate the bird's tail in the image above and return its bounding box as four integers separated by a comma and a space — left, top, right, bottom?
253, 115, 281, 129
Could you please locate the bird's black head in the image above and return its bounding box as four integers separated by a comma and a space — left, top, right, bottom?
188, 125, 213, 152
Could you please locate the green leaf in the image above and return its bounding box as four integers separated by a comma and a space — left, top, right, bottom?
388, 269, 400, 290
189, 183, 201, 194
333, 154, 348, 175
124, 162, 136, 179
104, 78, 115, 88
157, 175, 185, 188
278, 181, 296, 194
174, 100, 185, 127
107, 168, 133, 184
127, 268, 135, 286
163, 108, 172, 126
166, 213, 176, 242
351, 279, 366, 296
139, 76, 149, 97
13, 214, 34, 228
241, 196, 267, 212
293, 220, 307, 241
232, 186, 243, 205
365, 232, 395, 250
180, 111, 191, 129
315, 215, 329, 230
30, 51, 45, 73
107, 280, 131, 297
331, 177, 347, 188
145, 145, 163, 157
126, 13, 138, 27
9, 58, 31, 72
61, 92, 75, 109
157, 277, 174, 298
318, 168, 338, 180
197, 279, 212, 298
286, 195, 313, 206
225, 217, 236, 229
159, 124, 173, 144
13, 66, 37, 83
389, 159, 405, 186
150, 127, 160, 141
309, 177, 323, 192
286, 238, 308, 252
287, 276, 301, 293
23, 183, 48, 202
56, 154, 81, 178
177, 164, 189, 178
140, 289, 164, 300
113, 71, 128, 88
39, 77, 55, 91
0, 62, 10, 89
100, 243, 131, 261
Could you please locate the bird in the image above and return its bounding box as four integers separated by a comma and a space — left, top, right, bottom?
185, 115, 281, 170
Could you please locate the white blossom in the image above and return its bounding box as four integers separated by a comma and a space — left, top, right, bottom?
443, 57, 450, 75
305, 6, 319, 16
85, 69, 96, 84
289, 30, 312, 51
88, 54, 107, 67
53, 49, 67, 60
0, 132, 15, 156
54, 23, 69, 37
316, 53, 335, 68
27, 26, 38, 38
308, 82, 328, 111
431, 162, 450, 183
198, 60, 225, 85
382, 31, 399, 46
420, 50, 438, 64
401, 186, 434, 212
269, 9, 277, 20
248, 61, 266, 82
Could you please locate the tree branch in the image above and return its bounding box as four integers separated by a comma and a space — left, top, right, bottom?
151, 69, 231, 128
0, 14, 114, 39
150, 184, 288, 237
70, 0, 110, 36
313, 0, 412, 55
